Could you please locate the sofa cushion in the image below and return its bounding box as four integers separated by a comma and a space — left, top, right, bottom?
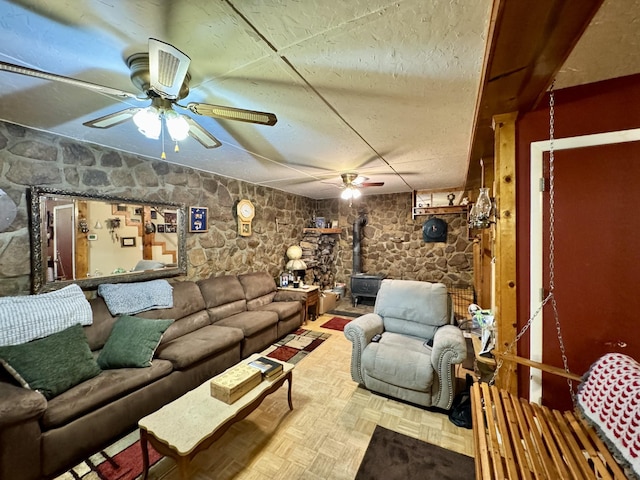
215, 310, 279, 337
84, 297, 118, 351
136, 281, 210, 344
136, 281, 206, 321
0, 324, 101, 400
257, 301, 301, 321
156, 325, 244, 370
86, 282, 209, 350
97, 315, 174, 369
0, 284, 93, 347
157, 310, 211, 344
238, 272, 278, 310
361, 332, 434, 392
198, 275, 247, 322
42, 358, 173, 429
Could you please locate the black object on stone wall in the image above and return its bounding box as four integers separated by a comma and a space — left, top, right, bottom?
352, 214, 367, 273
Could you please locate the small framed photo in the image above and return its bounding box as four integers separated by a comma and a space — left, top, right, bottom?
157, 224, 166, 233
189, 206, 209, 232
315, 217, 326, 228
121, 237, 136, 247
165, 212, 177, 225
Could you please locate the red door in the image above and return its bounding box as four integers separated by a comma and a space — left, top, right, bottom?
540, 140, 640, 410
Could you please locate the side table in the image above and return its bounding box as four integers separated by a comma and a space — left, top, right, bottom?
470, 334, 496, 383
278, 285, 319, 323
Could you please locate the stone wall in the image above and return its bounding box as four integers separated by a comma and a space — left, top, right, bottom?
315, 193, 474, 291
0, 121, 473, 298
0, 121, 313, 296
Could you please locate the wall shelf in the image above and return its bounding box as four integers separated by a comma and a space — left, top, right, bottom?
303, 228, 342, 234
412, 205, 468, 219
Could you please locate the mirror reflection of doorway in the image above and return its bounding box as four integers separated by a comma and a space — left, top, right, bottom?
53, 204, 75, 280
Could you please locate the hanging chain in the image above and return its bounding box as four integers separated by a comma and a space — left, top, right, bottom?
489, 82, 575, 401
547, 83, 575, 400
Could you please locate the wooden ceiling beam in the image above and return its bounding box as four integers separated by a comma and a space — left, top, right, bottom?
465, 0, 605, 191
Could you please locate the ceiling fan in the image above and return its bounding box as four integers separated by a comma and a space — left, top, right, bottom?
340, 172, 384, 201
0, 38, 278, 156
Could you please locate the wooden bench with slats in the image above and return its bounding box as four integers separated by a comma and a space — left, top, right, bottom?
471, 382, 628, 479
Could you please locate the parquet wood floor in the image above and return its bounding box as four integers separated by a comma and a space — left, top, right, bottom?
145, 310, 474, 479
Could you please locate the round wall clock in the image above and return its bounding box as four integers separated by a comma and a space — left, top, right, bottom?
237, 199, 255, 236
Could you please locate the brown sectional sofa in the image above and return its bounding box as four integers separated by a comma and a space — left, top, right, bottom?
0, 272, 305, 480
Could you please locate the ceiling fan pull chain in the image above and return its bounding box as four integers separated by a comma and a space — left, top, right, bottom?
161, 116, 167, 160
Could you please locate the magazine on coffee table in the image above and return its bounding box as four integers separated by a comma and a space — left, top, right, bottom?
248, 356, 283, 378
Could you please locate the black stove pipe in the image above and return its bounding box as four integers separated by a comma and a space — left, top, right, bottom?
352, 214, 367, 273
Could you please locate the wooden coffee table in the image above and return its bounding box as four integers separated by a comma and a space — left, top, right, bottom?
139, 354, 294, 479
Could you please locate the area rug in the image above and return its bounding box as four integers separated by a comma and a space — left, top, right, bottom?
262, 327, 331, 363
355, 425, 474, 480
58, 430, 161, 480
327, 309, 361, 318
320, 316, 352, 331
59, 328, 329, 480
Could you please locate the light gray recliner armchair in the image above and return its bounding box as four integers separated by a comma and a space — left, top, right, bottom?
344, 279, 467, 410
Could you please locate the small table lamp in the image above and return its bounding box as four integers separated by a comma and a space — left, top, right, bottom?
285, 245, 307, 281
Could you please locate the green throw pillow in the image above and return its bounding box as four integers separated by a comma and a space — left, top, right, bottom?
0, 323, 101, 400
97, 315, 173, 369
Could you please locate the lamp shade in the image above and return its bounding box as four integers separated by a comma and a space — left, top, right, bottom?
133, 107, 161, 139
469, 187, 492, 229
286, 245, 303, 260
165, 111, 190, 141
285, 245, 306, 271
341, 186, 361, 200
286, 259, 307, 271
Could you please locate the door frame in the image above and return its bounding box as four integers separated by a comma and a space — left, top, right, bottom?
528, 127, 640, 403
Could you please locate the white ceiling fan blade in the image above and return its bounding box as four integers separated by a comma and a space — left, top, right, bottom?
148, 38, 190, 100
182, 116, 222, 149
83, 108, 142, 128
0, 61, 143, 100
352, 175, 368, 185
187, 102, 278, 126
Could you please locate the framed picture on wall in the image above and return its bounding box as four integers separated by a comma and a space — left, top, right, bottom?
189, 206, 209, 232
121, 237, 136, 247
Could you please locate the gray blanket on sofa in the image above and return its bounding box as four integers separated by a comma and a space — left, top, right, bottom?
98, 280, 173, 315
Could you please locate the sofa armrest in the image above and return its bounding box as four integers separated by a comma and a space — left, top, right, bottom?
273, 290, 306, 304
0, 381, 47, 427
430, 325, 467, 409
343, 313, 384, 384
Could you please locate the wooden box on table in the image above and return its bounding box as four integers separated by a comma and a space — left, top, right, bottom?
210, 363, 262, 404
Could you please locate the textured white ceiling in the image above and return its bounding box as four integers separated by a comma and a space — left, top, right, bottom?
555, 0, 640, 89
0, 0, 637, 200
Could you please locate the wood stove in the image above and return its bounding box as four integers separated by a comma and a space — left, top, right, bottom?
350, 273, 386, 306
350, 214, 386, 306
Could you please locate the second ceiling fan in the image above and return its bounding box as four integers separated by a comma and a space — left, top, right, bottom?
340, 172, 384, 201
0, 38, 278, 155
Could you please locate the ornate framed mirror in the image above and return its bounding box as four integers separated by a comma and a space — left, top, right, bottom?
29, 186, 187, 293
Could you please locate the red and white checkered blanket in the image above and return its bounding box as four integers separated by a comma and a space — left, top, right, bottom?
577, 353, 640, 478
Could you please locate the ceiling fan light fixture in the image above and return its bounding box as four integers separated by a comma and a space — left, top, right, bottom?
341, 186, 361, 200
133, 107, 161, 139
165, 111, 190, 141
